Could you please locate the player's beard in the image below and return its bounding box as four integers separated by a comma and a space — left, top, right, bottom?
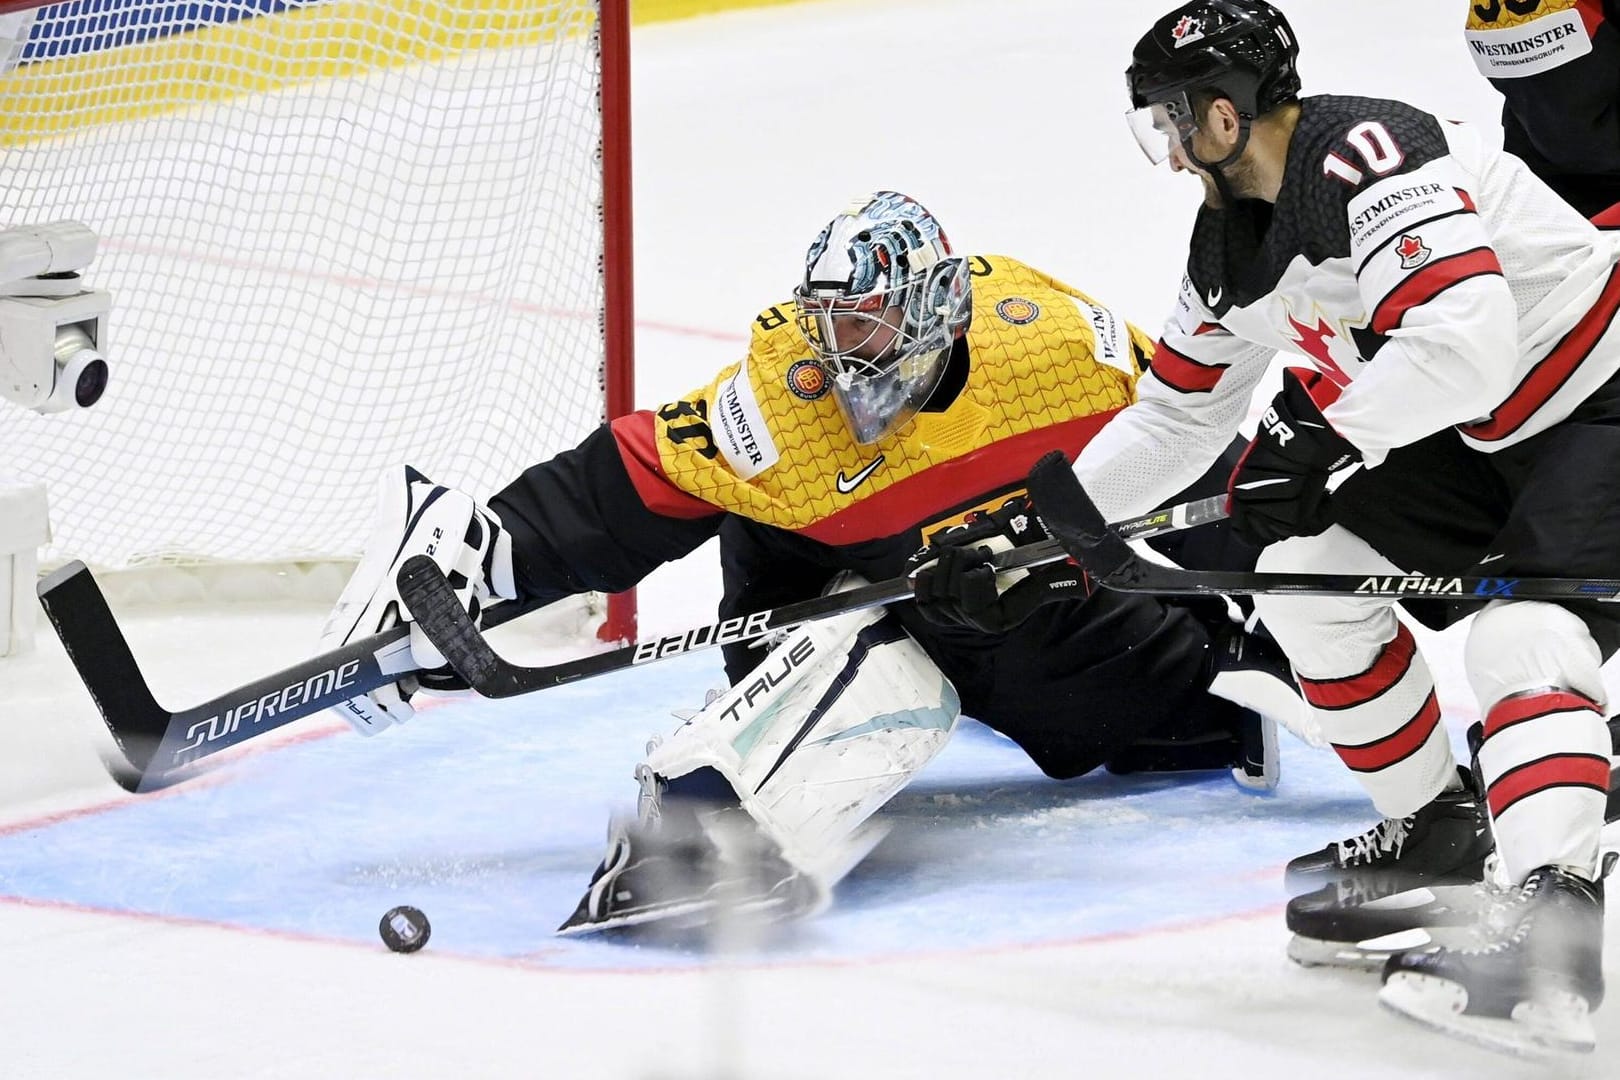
1219, 152, 1265, 201
1195, 151, 1263, 209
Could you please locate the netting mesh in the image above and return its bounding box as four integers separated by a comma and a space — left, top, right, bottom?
0, 0, 606, 568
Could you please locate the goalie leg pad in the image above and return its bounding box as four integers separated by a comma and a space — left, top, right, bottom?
643, 598, 961, 895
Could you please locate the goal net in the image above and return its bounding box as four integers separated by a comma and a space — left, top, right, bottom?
0, 0, 635, 633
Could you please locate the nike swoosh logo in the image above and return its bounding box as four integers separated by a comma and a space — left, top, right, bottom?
836, 454, 886, 495
1207, 287, 1222, 306
1234, 477, 1293, 491
1479, 553, 1508, 564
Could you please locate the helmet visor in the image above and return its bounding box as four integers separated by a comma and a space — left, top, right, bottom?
1125, 90, 1200, 164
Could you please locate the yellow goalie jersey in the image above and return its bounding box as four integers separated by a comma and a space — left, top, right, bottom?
610, 255, 1153, 548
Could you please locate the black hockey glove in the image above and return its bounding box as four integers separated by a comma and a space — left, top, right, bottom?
909, 495, 1088, 635
1227, 369, 1360, 547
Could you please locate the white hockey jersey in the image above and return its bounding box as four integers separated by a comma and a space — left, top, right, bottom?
1076, 94, 1620, 522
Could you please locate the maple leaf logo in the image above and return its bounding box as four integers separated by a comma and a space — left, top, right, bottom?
1285, 314, 1354, 388
1171, 15, 1204, 47
1396, 234, 1431, 270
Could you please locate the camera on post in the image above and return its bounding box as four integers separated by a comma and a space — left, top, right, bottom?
0, 221, 112, 414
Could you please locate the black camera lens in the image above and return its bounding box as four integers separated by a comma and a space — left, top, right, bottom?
75, 357, 108, 408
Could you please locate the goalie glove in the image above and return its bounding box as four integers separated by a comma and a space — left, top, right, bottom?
319, 465, 516, 735
908, 494, 1088, 635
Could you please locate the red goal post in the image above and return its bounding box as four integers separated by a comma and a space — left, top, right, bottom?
0, 0, 637, 641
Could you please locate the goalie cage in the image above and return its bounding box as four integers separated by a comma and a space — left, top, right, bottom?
0, 0, 637, 641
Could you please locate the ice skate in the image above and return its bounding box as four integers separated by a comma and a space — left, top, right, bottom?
1379, 863, 1607, 1057
1285, 857, 1508, 970
1284, 767, 1493, 897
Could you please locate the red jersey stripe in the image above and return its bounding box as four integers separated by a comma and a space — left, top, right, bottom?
1333, 691, 1441, 773
1149, 340, 1226, 394
1299, 624, 1416, 710
800, 410, 1119, 544
1483, 689, 1602, 739
1488, 753, 1612, 817
1577, 0, 1606, 36
1592, 202, 1620, 230
1462, 262, 1620, 442
609, 411, 728, 520
1371, 247, 1504, 335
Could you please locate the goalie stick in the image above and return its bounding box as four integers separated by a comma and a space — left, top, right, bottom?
394, 493, 1228, 699
37, 561, 416, 794
39, 493, 1224, 793
1024, 450, 1620, 605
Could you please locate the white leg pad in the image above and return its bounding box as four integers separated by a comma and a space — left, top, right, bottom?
645, 599, 959, 893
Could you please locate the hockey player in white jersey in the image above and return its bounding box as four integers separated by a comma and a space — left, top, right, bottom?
1089, 0, 1620, 1056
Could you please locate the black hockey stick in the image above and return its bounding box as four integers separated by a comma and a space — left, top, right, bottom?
395, 494, 1228, 699
37, 561, 417, 794
1025, 451, 1620, 604
37, 493, 1223, 793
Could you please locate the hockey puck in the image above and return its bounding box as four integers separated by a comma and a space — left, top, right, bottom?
379, 905, 431, 953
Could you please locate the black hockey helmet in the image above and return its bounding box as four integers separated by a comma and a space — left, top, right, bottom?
1127, 0, 1301, 120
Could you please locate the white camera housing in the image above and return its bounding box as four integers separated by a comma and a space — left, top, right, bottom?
0, 222, 112, 414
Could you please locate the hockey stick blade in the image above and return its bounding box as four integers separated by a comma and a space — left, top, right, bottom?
38, 561, 416, 793
1027, 451, 1620, 603
395, 493, 1226, 699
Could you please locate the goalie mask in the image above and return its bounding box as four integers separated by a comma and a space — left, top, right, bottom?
793, 192, 971, 444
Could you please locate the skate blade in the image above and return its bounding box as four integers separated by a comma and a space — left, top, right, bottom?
1286, 924, 1471, 971
555, 896, 719, 937
1379, 972, 1596, 1057
1287, 932, 1404, 971
1285, 883, 1501, 964
555, 889, 806, 938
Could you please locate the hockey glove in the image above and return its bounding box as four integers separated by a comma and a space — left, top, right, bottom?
318, 465, 516, 735
909, 495, 1088, 635
1227, 369, 1360, 547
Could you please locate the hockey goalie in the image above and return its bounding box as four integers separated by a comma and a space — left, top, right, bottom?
322, 191, 1306, 934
